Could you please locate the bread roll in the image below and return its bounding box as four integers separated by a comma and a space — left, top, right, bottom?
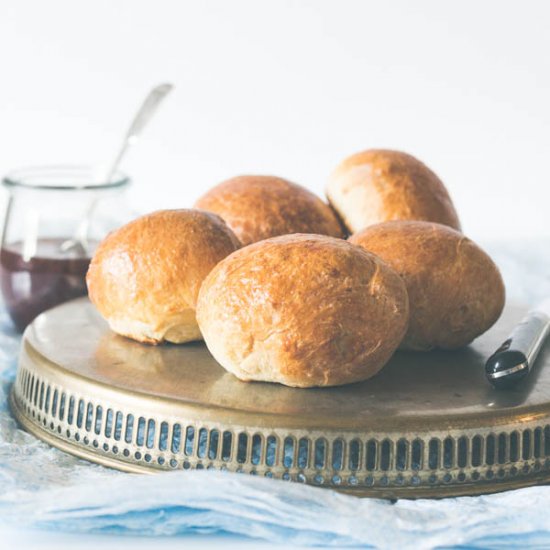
196, 234, 409, 387
326, 149, 461, 234
87, 209, 240, 344
195, 175, 344, 245
349, 221, 505, 350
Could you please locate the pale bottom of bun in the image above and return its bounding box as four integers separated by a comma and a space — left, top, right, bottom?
108, 308, 203, 345
229, 367, 387, 388
400, 332, 478, 352
204, 339, 388, 388
398, 320, 498, 351
400, 339, 473, 351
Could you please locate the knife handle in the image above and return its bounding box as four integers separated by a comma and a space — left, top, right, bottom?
485, 311, 550, 389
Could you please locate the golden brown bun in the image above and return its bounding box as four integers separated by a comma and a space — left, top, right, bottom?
195, 175, 344, 246
326, 149, 461, 234
196, 234, 409, 387
349, 221, 505, 350
87, 209, 240, 345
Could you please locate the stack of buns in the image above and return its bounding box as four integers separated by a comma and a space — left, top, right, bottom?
87, 149, 505, 388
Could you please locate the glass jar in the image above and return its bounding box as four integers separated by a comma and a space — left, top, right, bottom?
0, 166, 132, 331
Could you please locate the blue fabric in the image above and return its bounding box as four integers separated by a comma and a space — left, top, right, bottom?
1, 239, 550, 548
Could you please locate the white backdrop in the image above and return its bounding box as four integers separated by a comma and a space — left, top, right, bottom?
1, 0, 549, 241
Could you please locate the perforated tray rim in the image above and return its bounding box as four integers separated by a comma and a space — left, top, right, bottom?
11, 345, 550, 499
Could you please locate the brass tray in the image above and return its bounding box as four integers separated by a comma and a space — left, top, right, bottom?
9, 298, 550, 498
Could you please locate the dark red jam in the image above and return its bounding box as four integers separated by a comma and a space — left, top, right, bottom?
0, 238, 93, 331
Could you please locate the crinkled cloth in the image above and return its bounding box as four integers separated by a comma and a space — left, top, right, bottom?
1, 239, 549, 549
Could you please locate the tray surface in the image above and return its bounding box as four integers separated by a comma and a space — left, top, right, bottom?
26, 299, 548, 426
11, 298, 550, 498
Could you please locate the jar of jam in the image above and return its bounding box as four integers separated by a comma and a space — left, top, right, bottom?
0, 166, 132, 331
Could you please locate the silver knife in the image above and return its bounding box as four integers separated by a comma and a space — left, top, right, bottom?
486, 298, 550, 389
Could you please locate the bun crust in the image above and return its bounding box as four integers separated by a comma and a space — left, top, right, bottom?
349, 221, 505, 350
195, 175, 344, 245
196, 234, 409, 387
326, 149, 461, 234
87, 209, 240, 344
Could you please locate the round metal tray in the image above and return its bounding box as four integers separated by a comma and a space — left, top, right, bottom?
10, 298, 550, 498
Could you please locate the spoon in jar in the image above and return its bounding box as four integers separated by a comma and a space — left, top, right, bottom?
61, 82, 174, 255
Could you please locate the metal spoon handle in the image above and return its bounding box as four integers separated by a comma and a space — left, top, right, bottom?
105, 83, 174, 182
60, 83, 174, 256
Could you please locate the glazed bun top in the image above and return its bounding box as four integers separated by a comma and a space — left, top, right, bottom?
326, 149, 461, 234
87, 209, 241, 344
195, 175, 344, 245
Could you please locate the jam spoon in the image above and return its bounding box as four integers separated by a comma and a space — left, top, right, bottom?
61, 82, 174, 255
